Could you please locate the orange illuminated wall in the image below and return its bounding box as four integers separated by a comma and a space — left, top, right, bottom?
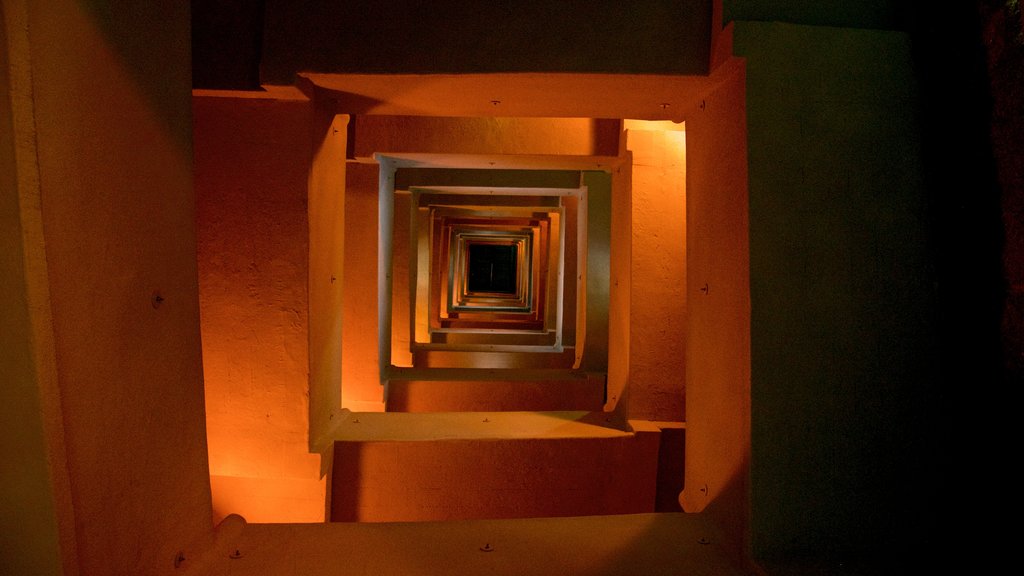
623, 121, 688, 421
340, 162, 385, 411
680, 54, 751, 558
194, 88, 325, 523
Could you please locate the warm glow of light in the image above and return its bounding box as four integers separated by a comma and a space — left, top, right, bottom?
210, 474, 326, 525
623, 119, 685, 132
196, 92, 330, 524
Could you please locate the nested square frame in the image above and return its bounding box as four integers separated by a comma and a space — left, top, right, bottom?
430, 213, 549, 331
408, 186, 581, 353
450, 230, 533, 311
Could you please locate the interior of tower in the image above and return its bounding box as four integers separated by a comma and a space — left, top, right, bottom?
5, 1, 1017, 574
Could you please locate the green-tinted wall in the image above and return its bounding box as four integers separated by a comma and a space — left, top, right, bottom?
734, 21, 937, 562
723, 0, 908, 30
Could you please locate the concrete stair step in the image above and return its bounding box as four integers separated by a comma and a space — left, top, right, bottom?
386, 368, 606, 412
329, 411, 661, 522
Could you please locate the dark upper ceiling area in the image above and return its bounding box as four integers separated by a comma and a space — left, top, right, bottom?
191, 0, 713, 90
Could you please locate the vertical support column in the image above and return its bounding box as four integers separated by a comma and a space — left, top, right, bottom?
309, 113, 349, 450
579, 171, 611, 373
1, 2, 77, 571
606, 151, 632, 413
340, 161, 385, 411
681, 58, 750, 559
377, 157, 396, 386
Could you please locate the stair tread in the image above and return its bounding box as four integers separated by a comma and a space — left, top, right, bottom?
332, 410, 632, 442
388, 367, 603, 381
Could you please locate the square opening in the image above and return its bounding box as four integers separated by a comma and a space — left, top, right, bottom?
467, 243, 519, 294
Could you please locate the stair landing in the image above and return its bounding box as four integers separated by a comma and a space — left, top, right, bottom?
385, 368, 606, 412
329, 411, 661, 523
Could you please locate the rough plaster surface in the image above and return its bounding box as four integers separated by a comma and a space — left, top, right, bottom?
626, 128, 688, 421
194, 93, 324, 523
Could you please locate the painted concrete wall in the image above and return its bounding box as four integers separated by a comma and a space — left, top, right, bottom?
194, 90, 325, 523
624, 125, 688, 421
13, 1, 214, 574
734, 21, 937, 562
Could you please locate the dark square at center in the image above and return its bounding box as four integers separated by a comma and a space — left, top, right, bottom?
467, 244, 518, 294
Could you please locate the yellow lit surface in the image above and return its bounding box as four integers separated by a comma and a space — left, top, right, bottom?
330, 410, 633, 441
